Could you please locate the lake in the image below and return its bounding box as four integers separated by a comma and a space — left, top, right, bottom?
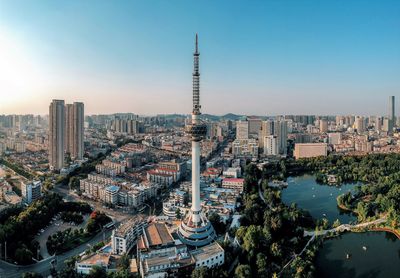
282, 174, 358, 223
315, 231, 400, 278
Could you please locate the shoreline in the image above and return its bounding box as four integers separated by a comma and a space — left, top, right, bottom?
369, 227, 400, 240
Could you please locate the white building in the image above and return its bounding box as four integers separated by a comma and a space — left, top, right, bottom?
111, 217, 148, 255
192, 242, 225, 269
236, 120, 249, 140
222, 167, 241, 178
21, 181, 41, 204
264, 135, 278, 156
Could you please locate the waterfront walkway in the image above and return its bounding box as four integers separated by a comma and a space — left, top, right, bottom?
278, 217, 387, 275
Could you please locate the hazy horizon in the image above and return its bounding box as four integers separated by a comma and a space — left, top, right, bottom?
1, 1, 399, 115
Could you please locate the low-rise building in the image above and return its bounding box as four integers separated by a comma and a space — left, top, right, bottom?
222, 167, 241, 178
21, 180, 41, 204
76, 253, 119, 275
294, 143, 328, 159
192, 242, 225, 268
222, 178, 244, 194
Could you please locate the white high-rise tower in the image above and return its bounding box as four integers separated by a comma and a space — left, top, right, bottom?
177, 34, 216, 247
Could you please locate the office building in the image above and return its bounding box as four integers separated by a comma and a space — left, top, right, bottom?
389, 96, 395, 124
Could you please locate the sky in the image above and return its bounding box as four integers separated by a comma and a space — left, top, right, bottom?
0, 0, 399, 116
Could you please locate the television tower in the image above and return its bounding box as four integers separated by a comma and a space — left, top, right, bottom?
177, 34, 216, 247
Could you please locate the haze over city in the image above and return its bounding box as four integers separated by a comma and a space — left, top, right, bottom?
1, 0, 399, 115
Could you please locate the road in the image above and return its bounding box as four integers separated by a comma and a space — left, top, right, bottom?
0, 228, 113, 278
0, 184, 134, 277
54, 184, 131, 224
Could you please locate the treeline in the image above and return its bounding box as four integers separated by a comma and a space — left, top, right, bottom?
0, 158, 35, 179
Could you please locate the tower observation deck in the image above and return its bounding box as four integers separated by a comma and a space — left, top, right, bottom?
177, 34, 216, 247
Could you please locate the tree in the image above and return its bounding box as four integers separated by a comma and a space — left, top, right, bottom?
191, 267, 208, 278
256, 253, 268, 277
209, 212, 226, 235
15, 247, 33, 265
175, 208, 182, 220
270, 242, 282, 258
332, 219, 341, 228
88, 266, 107, 278
243, 225, 263, 253
235, 264, 252, 278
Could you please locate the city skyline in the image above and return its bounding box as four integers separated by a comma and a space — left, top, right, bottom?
1, 1, 400, 115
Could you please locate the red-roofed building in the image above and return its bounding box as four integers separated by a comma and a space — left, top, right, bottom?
222, 178, 245, 193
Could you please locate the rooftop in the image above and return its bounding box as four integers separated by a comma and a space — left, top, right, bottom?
190, 242, 224, 262
145, 223, 174, 247
223, 178, 244, 183
77, 253, 110, 266
114, 216, 147, 237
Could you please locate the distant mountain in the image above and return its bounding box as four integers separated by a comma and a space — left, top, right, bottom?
201, 113, 243, 121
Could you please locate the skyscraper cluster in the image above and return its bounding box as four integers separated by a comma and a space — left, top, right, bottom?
49, 100, 84, 170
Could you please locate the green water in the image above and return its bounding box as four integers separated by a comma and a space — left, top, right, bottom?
315, 232, 400, 278
282, 174, 357, 223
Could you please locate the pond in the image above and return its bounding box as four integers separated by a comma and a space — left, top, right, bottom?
315, 231, 400, 278
282, 174, 358, 223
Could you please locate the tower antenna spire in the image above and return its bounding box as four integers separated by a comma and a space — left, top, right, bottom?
195, 33, 199, 54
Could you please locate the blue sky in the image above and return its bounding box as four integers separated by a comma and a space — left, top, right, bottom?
0, 0, 399, 115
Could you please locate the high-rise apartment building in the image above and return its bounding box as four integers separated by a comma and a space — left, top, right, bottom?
275, 120, 288, 155
49, 100, 65, 170
65, 102, 84, 160
264, 135, 278, 156
382, 118, 393, 133
354, 116, 365, 133
259, 120, 274, 148
319, 119, 328, 133
236, 119, 249, 140
248, 116, 262, 138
